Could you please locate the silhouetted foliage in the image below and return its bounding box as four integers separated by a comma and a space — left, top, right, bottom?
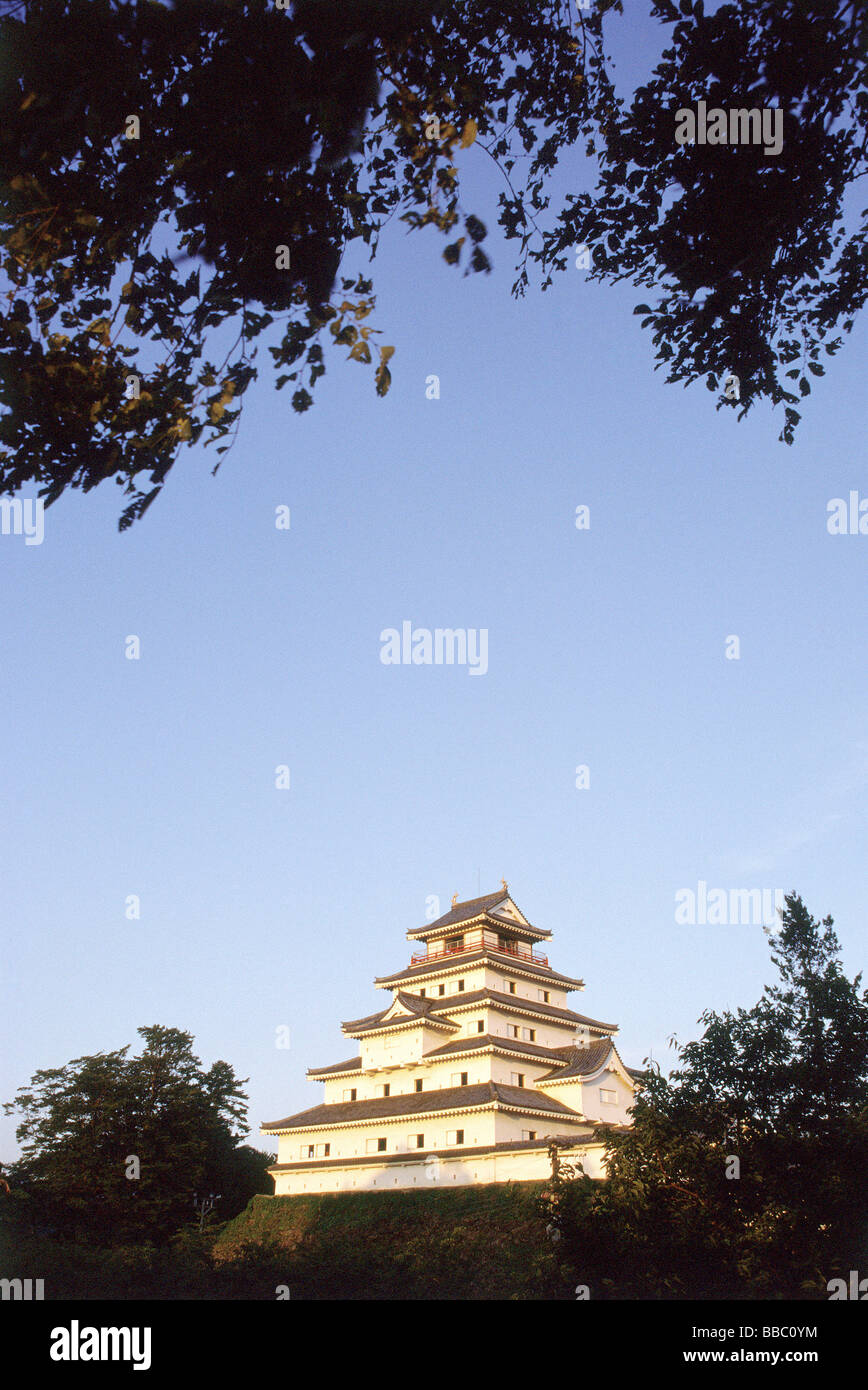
3, 1025, 273, 1245
540, 894, 868, 1298
1, 1, 864, 526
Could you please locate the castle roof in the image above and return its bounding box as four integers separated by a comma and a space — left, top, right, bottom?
406, 889, 551, 943
374, 952, 584, 991
341, 988, 616, 1038
262, 1081, 584, 1133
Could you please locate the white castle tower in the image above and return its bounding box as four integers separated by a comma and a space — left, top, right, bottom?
262, 886, 639, 1195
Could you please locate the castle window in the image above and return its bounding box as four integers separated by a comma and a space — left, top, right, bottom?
522, 1130, 537, 1141
521, 1028, 536, 1042
511, 1073, 525, 1088
420, 989, 426, 998
600, 1088, 617, 1105
538, 990, 550, 1003
457, 980, 465, 992
476, 1020, 484, 1033
381, 1084, 390, 1097
510, 1025, 520, 1039
305, 1145, 315, 1158
508, 981, 516, 994
378, 1137, 387, 1151
343, 1088, 358, 1101
438, 985, 446, 996
409, 1134, 425, 1148
415, 1079, 423, 1092
315, 1144, 330, 1157
447, 1130, 465, 1145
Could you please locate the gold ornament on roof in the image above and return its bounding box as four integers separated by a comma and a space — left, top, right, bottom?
451, 893, 459, 907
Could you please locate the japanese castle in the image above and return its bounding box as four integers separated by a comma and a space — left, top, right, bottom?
262, 885, 640, 1194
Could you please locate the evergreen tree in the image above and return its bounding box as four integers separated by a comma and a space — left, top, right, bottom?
544, 894, 868, 1298
3, 1025, 273, 1244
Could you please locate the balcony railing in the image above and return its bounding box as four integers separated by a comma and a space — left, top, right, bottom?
410, 937, 548, 968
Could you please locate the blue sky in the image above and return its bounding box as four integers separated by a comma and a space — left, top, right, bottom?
1, 3, 866, 1158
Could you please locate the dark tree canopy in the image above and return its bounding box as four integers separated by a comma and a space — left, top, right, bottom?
0, 0, 864, 528
541, 894, 868, 1299
3, 1025, 273, 1244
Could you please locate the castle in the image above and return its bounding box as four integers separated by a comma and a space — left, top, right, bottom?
262, 886, 639, 1194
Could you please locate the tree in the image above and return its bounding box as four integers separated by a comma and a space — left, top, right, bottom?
3, 1025, 273, 1244
0, 1, 864, 528
542, 894, 868, 1298
536, 0, 868, 444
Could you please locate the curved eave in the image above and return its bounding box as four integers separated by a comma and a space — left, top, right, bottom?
406, 911, 551, 944
343, 1015, 460, 1041
374, 952, 584, 992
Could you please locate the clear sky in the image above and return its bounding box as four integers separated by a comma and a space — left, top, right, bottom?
1, 2, 866, 1160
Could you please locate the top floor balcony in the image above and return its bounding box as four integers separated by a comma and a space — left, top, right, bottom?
410, 930, 548, 969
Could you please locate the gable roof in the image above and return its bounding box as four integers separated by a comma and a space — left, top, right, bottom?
342, 991, 460, 1036
536, 1039, 614, 1080
407, 890, 551, 942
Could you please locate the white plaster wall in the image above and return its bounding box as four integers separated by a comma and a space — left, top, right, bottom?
269, 1141, 608, 1195
580, 1068, 635, 1124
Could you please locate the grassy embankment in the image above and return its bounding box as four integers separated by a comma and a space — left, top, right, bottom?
0, 1182, 574, 1299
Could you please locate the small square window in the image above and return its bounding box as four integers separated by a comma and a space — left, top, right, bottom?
600, 1088, 617, 1105
447, 1129, 465, 1145
521, 1130, 537, 1141
410, 1133, 424, 1148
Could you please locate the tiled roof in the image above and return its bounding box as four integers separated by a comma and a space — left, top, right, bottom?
426, 988, 617, 1031
409, 891, 551, 940
419, 891, 509, 932
307, 1056, 362, 1078
267, 1134, 601, 1173
374, 952, 584, 991
536, 1039, 614, 1081
262, 1081, 583, 1133
423, 1033, 587, 1064
343, 991, 459, 1036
